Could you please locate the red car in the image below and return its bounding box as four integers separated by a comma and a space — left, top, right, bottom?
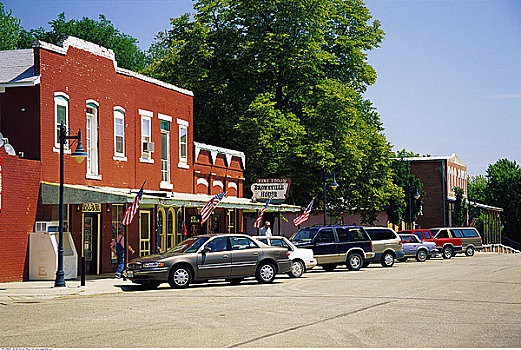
399, 229, 462, 259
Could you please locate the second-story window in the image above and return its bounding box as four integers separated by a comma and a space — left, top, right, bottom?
159, 113, 173, 190
86, 101, 100, 178
54, 92, 69, 150
177, 118, 189, 169
113, 107, 126, 161
140, 109, 154, 163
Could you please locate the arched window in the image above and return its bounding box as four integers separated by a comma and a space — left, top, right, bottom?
157, 207, 167, 253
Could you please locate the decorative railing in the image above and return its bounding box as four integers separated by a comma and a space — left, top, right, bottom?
481, 244, 520, 254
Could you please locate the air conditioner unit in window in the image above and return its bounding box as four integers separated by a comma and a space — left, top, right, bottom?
35, 221, 60, 233
143, 141, 155, 153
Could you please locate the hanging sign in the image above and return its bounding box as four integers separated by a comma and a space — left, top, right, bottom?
251, 178, 291, 203
82, 203, 101, 212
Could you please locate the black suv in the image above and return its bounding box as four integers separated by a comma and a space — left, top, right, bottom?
289, 225, 375, 271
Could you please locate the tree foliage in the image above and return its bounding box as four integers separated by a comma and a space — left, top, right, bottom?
146, 0, 398, 222
1, 8, 145, 71
452, 187, 467, 227
385, 151, 424, 226
468, 159, 521, 242
0, 2, 22, 50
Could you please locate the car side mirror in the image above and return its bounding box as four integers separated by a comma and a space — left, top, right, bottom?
202, 247, 212, 254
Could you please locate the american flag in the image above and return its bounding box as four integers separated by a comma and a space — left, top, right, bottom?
122, 181, 146, 226
293, 199, 314, 226
201, 191, 226, 224
254, 197, 273, 228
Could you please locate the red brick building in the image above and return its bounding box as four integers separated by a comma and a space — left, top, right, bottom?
399, 154, 502, 242
0, 37, 298, 282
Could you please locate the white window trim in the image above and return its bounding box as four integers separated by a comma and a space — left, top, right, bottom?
177, 118, 189, 169
86, 101, 99, 176
54, 92, 70, 151
160, 121, 171, 185
140, 112, 154, 163
158, 113, 173, 122
86, 174, 102, 181
114, 106, 126, 160
160, 181, 174, 190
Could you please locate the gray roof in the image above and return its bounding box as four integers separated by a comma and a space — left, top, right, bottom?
0, 49, 38, 86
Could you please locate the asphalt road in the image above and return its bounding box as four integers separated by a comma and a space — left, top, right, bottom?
2, 253, 521, 348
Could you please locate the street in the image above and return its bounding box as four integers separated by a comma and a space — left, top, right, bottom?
2, 253, 521, 348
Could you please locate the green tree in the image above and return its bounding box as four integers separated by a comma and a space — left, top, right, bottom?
146, 0, 396, 222
0, 2, 22, 50
467, 175, 487, 232
452, 187, 467, 226
16, 13, 145, 71
486, 159, 521, 242
385, 150, 423, 226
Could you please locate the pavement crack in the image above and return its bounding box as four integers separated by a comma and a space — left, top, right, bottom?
228, 300, 393, 348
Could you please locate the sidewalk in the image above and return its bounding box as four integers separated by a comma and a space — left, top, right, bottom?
0, 274, 136, 303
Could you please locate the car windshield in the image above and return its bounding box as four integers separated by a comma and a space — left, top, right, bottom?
290, 228, 318, 243
166, 237, 209, 254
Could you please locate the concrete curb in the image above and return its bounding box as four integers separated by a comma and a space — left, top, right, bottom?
0, 277, 135, 303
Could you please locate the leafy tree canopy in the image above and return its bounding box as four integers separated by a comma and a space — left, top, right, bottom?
146, 0, 398, 222
468, 159, 521, 242
0, 6, 145, 71
0, 2, 22, 50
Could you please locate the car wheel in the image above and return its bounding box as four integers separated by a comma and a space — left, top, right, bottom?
322, 264, 337, 272
256, 261, 276, 283
288, 260, 305, 278
380, 252, 395, 267
416, 249, 428, 262
168, 265, 192, 288
398, 257, 408, 262
442, 246, 453, 259
465, 246, 475, 256
226, 278, 243, 285
347, 252, 363, 271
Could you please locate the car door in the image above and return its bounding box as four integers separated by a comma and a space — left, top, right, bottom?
197, 236, 231, 279
406, 235, 419, 255
335, 227, 353, 259
312, 228, 338, 264
229, 236, 263, 277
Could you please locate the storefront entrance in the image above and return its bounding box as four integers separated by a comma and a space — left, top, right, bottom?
83, 212, 99, 274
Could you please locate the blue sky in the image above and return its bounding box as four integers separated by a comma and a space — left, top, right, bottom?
3, 0, 520, 176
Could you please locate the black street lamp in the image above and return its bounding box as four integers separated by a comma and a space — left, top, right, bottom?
323, 168, 339, 226
407, 183, 420, 230
55, 122, 87, 288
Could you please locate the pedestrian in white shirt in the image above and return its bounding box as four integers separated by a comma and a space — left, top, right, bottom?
260, 221, 272, 236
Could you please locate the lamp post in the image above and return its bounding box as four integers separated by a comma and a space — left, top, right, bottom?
407, 183, 420, 230
322, 168, 339, 226
55, 122, 87, 288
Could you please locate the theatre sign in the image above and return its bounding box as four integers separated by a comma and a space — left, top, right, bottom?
251, 178, 291, 203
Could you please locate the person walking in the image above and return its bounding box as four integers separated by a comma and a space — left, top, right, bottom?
110, 228, 135, 278
260, 221, 272, 236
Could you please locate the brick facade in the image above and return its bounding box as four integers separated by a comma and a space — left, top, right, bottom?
0, 37, 263, 281
0, 148, 41, 282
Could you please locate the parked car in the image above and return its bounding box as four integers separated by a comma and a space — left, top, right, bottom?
125, 234, 291, 289
399, 229, 462, 259
400, 229, 436, 243
398, 234, 438, 262
429, 227, 483, 256
289, 225, 375, 272
257, 235, 317, 278
363, 227, 405, 267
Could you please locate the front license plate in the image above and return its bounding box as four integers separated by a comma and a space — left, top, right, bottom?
126, 270, 134, 277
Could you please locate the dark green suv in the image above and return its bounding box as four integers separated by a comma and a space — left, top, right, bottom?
289, 225, 375, 271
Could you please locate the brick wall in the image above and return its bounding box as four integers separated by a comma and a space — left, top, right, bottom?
410, 160, 446, 228
37, 44, 194, 193
0, 148, 41, 282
